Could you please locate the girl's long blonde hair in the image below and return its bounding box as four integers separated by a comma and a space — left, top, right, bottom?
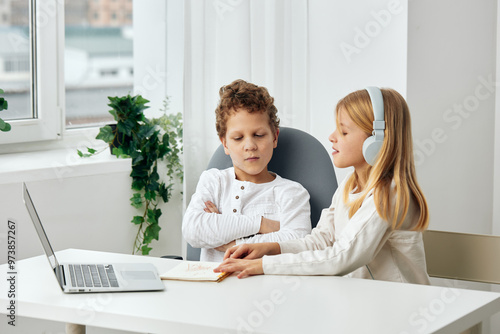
336, 88, 429, 231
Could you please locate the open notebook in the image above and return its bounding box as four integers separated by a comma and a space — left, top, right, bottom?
160, 261, 231, 282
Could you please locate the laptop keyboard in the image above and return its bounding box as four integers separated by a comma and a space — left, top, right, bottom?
68, 264, 119, 288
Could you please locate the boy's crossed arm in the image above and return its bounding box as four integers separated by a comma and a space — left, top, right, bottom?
203, 200, 280, 252
182, 193, 279, 249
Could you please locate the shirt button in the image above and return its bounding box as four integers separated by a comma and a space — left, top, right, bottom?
233, 209, 237, 213
235, 196, 239, 199
241, 186, 245, 190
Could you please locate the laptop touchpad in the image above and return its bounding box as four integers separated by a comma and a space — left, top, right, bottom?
121, 271, 156, 280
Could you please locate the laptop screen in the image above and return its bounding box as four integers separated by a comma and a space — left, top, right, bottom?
23, 183, 60, 271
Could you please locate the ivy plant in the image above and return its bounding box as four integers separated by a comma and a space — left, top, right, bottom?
78, 94, 183, 255
0, 89, 12, 132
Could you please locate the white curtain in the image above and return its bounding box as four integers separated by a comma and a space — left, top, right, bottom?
183, 0, 310, 205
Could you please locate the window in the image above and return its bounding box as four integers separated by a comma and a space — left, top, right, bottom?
65, 0, 133, 128
1, 0, 134, 144
0, 1, 31, 122
0, 0, 62, 145
1, 0, 183, 148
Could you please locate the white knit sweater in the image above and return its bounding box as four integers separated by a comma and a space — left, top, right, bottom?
182, 167, 312, 262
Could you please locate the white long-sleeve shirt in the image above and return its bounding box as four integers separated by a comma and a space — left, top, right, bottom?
182, 167, 312, 262
262, 173, 430, 284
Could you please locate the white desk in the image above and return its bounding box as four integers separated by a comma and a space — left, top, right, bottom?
1, 249, 500, 334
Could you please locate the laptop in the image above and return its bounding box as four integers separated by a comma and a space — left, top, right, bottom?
23, 183, 165, 293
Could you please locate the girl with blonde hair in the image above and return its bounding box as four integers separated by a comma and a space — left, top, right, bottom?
215, 87, 430, 284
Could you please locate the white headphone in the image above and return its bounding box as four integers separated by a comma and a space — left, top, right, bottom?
362, 87, 385, 166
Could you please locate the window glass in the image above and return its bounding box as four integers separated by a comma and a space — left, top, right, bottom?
65, 0, 133, 128
0, 0, 32, 121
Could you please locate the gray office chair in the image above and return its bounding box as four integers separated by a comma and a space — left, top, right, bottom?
186, 127, 338, 261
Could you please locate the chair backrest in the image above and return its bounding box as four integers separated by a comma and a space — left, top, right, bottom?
186, 127, 338, 261
423, 230, 500, 284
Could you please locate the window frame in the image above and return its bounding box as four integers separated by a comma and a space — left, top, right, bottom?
1, 0, 184, 154
1, 0, 64, 146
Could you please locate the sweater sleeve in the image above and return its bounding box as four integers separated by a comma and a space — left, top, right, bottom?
262, 194, 392, 276
273, 185, 341, 254
182, 170, 261, 248
235, 182, 312, 244
277, 206, 336, 253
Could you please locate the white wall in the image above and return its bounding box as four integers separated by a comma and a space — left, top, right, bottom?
407, 1, 499, 332
0, 161, 183, 263
308, 0, 408, 183
407, 0, 497, 234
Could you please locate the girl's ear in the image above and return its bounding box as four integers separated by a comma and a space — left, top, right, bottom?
220, 137, 230, 155
273, 129, 280, 148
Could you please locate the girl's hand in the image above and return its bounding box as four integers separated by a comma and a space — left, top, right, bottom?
215, 240, 236, 252
203, 201, 220, 214
223, 242, 281, 260
214, 258, 263, 279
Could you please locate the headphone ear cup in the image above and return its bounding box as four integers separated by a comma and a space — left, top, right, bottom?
363, 136, 383, 166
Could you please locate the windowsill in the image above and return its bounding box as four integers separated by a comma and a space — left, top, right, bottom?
0, 147, 131, 184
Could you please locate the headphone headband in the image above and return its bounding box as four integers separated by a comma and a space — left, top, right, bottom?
365, 86, 385, 139
362, 87, 385, 165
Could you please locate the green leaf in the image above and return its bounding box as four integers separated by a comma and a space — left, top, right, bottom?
130, 167, 149, 179
77, 147, 98, 158
130, 193, 143, 209
131, 215, 144, 225
147, 208, 162, 225
119, 119, 136, 137
112, 147, 129, 158
96, 125, 115, 143
131, 154, 144, 165
144, 191, 156, 202
131, 179, 146, 191
0, 122, 11, 132
159, 183, 172, 202
108, 108, 118, 120
162, 132, 170, 146
137, 124, 157, 140
141, 245, 152, 255
143, 223, 161, 244
135, 95, 150, 106
0, 98, 7, 111
0, 118, 11, 132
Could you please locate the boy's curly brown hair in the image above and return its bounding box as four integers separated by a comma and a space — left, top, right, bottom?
215, 79, 280, 138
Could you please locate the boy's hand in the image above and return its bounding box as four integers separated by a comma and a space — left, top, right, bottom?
214, 258, 264, 279
259, 217, 280, 234
215, 240, 236, 252
203, 201, 220, 214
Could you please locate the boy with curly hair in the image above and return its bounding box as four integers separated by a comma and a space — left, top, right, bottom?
182, 79, 311, 262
